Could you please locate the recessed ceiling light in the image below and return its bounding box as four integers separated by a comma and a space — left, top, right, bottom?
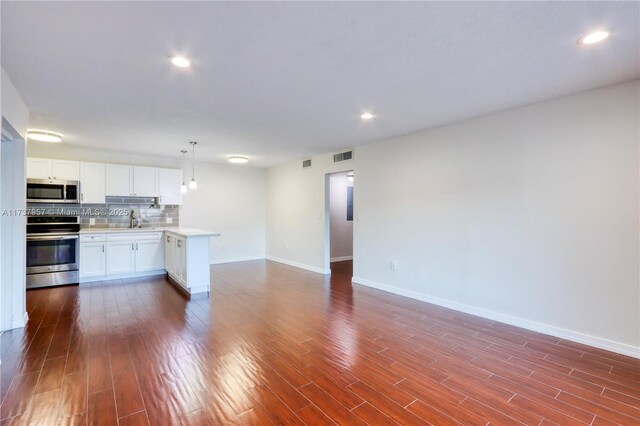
360, 112, 375, 120
170, 56, 191, 68
577, 31, 609, 45
227, 155, 249, 164
27, 129, 63, 143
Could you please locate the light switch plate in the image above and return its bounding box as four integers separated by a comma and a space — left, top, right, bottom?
89, 218, 95, 225
166, 217, 173, 224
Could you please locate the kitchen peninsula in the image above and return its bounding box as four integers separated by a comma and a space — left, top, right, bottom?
79, 227, 220, 295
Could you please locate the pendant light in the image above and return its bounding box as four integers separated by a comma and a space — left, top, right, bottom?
189, 141, 198, 189
180, 150, 188, 193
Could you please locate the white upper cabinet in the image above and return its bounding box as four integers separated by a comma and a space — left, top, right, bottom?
105, 164, 133, 196
27, 158, 53, 179
30, 157, 178, 201
28, 158, 79, 180
106, 165, 157, 197
51, 160, 80, 180
157, 168, 182, 205
133, 166, 158, 197
80, 162, 106, 204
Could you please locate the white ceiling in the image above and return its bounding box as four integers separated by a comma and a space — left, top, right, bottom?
2, 1, 638, 167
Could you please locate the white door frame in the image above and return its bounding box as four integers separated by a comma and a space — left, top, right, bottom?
1, 119, 28, 332
323, 170, 354, 274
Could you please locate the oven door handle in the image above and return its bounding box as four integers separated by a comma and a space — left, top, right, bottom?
27, 235, 79, 241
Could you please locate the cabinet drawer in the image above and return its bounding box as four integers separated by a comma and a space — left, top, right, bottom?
106, 233, 137, 241
80, 233, 106, 242
133, 232, 163, 241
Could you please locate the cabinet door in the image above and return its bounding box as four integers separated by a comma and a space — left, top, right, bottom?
80, 242, 106, 277
135, 240, 164, 272
133, 166, 157, 197
175, 237, 187, 287
27, 158, 53, 179
164, 234, 175, 276
80, 162, 106, 203
157, 168, 182, 205
51, 160, 80, 180
105, 164, 133, 196
106, 241, 135, 274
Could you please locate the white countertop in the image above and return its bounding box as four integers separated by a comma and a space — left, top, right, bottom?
164, 228, 221, 238
80, 227, 220, 238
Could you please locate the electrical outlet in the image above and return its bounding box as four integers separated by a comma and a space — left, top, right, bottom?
166, 217, 173, 224
89, 218, 95, 226
390, 261, 397, 271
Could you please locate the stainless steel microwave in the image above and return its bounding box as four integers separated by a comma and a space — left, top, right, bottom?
26, 179, 80, 203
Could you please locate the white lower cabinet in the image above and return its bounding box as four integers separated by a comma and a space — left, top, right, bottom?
135, 239, 164, 271
80, 241, 106, 277
174, 236, 187, 287
80, 232, 164, 281
106, 240, 136, 274
80, 230, 213, 294
165, 234, 186, 287
164, 234, 175, 276
164, 230, 211, 294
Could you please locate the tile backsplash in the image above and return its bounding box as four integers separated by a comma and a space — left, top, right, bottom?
27, 196, 179, 229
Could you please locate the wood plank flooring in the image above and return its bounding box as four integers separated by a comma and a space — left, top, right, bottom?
1, 260, 638, 425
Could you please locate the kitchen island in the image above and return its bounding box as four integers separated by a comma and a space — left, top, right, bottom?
79, 227, 220, 295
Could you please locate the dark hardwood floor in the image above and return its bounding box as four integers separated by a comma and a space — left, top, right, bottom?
1, 259, 638, 425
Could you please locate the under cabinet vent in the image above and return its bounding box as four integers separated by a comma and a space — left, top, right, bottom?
302, 159, 312, 168
333, 150, 353, 163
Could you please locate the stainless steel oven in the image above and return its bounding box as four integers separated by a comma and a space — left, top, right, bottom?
26, 216, 80, 289
26, 178, 80, 204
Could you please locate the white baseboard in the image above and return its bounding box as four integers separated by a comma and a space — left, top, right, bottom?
11, 311, 28, 329
351, 276, 640, 359
330, 256, 353, 263
266, 256, 331, 275
211, 256, 265, 265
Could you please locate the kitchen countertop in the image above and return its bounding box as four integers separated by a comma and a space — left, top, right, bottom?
80, 227, 220, 238
164, 228, 221, 238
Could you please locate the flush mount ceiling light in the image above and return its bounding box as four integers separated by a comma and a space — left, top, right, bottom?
170, 56, 191, 68
26, 129, 63, 143
227, 155, 249, 164
360, 112, 375, 120
577, 30, 609, 45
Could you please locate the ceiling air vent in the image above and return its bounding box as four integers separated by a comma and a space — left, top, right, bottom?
302, 159, 312, 168
333, 150, 353, 163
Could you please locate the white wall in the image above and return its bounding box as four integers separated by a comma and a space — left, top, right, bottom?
180, 163, 266, 263
266, 80, 639, 356
354, 81, 639, 355
1, 67, 29, 331
27, 145, 267, 264
1, 67, 29, 138
329, 174, 353, 261
267, 153, 356, 274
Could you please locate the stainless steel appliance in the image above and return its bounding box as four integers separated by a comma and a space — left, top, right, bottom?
26, 178, 80, 204
26, 216, 80, 289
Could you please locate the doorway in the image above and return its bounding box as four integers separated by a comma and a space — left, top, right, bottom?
324, 171, 354, 277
